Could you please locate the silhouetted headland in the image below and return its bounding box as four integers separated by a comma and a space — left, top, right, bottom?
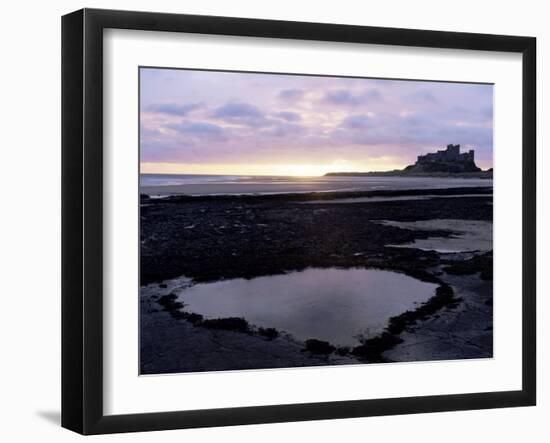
326, 144, 492, 178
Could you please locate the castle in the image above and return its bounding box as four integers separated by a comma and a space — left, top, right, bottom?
417, 144, 474, 164
405, 144, 481, 173
325, 143, 487, 176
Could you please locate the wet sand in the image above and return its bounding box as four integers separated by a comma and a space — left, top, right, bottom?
300, 194, 492, 204
141, 177, 493, 197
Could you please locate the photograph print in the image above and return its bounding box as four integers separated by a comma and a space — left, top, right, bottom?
139, 67, 493, 375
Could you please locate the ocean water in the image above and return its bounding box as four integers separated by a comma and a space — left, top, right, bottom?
140, 174, 250, 187
140, 173, 493, 196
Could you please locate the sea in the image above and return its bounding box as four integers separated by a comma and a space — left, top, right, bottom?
140, 173, 493, 197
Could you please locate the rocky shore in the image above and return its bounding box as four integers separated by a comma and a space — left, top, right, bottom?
140, 187, 493, 374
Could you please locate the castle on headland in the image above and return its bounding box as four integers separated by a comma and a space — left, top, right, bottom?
324, 143, 488, 176
405, 144, 481, 173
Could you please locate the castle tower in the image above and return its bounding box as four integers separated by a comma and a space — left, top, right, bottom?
446, 144, 460, 160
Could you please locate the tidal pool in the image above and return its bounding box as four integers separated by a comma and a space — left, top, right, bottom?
300, 194, 492, 204
173, 268, 438, 347
380, 219, 493, 253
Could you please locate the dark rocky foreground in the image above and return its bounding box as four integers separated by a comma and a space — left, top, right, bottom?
140, 187, 493, 374
140, 187, 492, 285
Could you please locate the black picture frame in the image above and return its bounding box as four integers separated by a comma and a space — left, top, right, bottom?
62, 8, 536, 435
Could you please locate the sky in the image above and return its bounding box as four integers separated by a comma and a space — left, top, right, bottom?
140, 68, 493, 176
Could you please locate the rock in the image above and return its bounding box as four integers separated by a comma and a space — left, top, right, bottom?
351, 332, 403, 361
258, 327, 279, 340
200, 317, 251, 333
304, 339, 336, 354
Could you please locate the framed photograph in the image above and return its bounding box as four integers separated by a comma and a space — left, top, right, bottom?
62, 8, 536, 434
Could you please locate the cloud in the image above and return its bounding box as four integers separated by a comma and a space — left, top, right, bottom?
167, 120, 227, 141
210, 101, 272, 127
450, 104, 493, 122
145, 102, 201, 115
342, 114, 375, 129
324, 89, 361, 105
406, 89, 438, 104
260, 122, 304, 138
365, 89, 382, 101
140, 126, 162, 137
273, 111, 302, 122
323, 88, 381, 106
480, 105, 493, 120
278, 89, 305, 101
332, 109, 493, 155
212, 102, 263, 119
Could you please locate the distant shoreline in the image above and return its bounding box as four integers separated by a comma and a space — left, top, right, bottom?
325, 170, 493, 179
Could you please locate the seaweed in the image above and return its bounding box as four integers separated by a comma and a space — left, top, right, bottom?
258, 327, 279, 340
443, 251, 493, 281
351, 333, 404, 360
200, 317, 251, 334
304, 339, 336, 354
386, 284, 462, 335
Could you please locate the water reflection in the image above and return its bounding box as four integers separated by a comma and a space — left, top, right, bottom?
175, 268, 438, 347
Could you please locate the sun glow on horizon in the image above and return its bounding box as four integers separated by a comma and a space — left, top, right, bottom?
140, 160, 409, 177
